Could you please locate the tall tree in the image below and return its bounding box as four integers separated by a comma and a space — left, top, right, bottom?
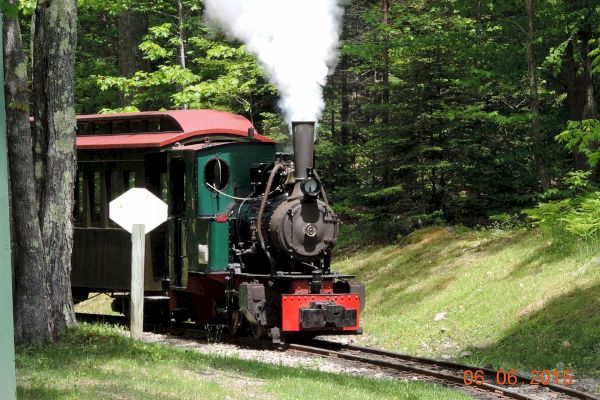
118, 9, 149, 107
565, 0, 598, 171
525, 0, 551, 190
380, 0, 390, 126
339, 56, 350, 146
3, 0, 49, 344
177, 0, 188, 109
32, 0, 78, 337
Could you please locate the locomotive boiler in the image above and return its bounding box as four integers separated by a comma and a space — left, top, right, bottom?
232, 122, 339, 275
223, 122, 363, 340
70, 110, 364, 342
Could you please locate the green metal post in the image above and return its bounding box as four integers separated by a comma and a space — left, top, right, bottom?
0, 11, 17, 400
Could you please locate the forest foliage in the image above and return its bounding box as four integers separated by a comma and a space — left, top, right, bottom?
16, 0, 600, 243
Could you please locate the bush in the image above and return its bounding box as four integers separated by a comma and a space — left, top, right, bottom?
523, 198, 576, 239
487, 213, 530, 230
559, 193, 600, 238
525, 171, 600, 241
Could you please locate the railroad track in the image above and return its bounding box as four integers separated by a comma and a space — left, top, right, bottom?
75, 313, 599, 400
284, 339, 600, 400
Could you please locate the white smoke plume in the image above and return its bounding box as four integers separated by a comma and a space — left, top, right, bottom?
203, 0, 346, 123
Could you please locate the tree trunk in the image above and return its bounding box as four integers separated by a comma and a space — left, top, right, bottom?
118, 10, 149, 107
32, 0, 78, 338
177, 0, 188, 109
330, 108, 336, 142
525, 0, 551, 190
340, 57, 350, 146
380, 0, 391, 187
3, 1, 50, 344
565, 2, 598, 171
380, 0, 390, 125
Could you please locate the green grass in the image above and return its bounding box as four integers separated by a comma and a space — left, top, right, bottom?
17, 324, 471, 400
334, 226, 600, 384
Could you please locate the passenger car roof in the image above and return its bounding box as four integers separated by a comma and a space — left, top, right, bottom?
74, 110, 272, 150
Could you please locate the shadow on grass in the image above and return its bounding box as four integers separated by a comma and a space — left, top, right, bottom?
345, 228, 588, 324
18, 387, 65, 400
507, 239, 581, 279
18, 385, 185, 400
343, 228, 534, 314
16, 325, 457, 400
463, 283, 600, 377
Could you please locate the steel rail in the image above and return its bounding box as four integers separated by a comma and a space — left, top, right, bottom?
296, 338, 600, 400
284, 342, 535, 400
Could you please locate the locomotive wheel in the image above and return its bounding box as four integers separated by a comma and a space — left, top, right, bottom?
227, 310, 242, 336
250, 322, 264, 340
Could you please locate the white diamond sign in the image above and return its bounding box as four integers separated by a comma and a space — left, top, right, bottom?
109, 188, 168, 234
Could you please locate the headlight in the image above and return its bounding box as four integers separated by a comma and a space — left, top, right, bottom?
300, 177, 321, 197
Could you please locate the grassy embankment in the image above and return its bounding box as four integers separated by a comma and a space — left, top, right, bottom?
17, 324, 470, 400
334, 226, 600, 381
26, 224, 599, 398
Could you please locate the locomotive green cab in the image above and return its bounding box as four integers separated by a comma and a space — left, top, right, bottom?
166, 142, 276, 287
165, 141, 277, 324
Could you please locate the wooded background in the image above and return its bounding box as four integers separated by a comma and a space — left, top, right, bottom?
5, 0, 600, 343
66, 0, 600, 240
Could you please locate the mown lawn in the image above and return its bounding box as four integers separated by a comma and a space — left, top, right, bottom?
16, 324, 471, 400
334, 226, 600, 383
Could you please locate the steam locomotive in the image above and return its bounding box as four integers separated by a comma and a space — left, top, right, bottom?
72, 110, 364, 341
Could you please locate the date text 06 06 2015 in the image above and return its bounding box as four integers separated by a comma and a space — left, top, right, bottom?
463, 369, 574, 386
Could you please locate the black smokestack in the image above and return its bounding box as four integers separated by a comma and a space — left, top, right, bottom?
292, 121, 315, 181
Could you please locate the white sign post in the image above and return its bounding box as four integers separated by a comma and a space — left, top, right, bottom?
109, 188, 168, 340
